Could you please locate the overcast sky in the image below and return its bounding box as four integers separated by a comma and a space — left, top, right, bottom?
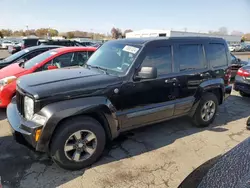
1, 0, 250, 33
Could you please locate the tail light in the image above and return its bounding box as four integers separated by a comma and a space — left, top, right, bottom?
237, 68, 250, 77
21, 44, 25, 49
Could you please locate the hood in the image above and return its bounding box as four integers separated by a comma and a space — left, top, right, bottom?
0, 63, 26, 79
17, 67, 122, 99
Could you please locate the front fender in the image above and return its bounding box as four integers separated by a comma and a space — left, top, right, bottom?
37, 96, 118, 152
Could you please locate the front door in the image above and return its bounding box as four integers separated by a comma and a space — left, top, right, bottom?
117, 45, 178, 130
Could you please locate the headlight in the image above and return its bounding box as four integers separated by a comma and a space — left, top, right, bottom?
0, 76, 17, 90
24, 96, 34, 120
32, 114, 47, 125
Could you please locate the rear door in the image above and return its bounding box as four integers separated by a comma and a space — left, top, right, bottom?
173, 41, 209, 116
117, 44, 179, 129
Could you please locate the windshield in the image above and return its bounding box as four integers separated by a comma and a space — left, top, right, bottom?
23, 50, 57, 69
2, 49, 30, 62
86, 42, 141, 76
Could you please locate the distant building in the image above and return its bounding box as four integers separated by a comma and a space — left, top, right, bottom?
125, 29, 242, 45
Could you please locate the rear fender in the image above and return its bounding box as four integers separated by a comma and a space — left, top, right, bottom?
36, 96, 119, 152
189, 78, 224, 117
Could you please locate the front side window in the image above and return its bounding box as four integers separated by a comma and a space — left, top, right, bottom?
2, 48, 30, 62
86, 42, 142, 76
179, 44, 205, 71
52, 52, 75, 68
23, 50, 57, 69
207, 43, 228, 67
75, 51, 94, 66
140, 46, 172, 76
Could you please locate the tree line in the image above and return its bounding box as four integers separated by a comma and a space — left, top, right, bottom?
0, 27, 134, 40
0, 27, 249, 41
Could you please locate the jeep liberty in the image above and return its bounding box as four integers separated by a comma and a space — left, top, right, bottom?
7, 37, 232, 170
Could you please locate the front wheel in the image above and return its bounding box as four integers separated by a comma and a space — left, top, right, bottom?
193, 93, 218, 127
50, 116, 106, 170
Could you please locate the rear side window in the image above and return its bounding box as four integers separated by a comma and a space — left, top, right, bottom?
179, 44, 205, 71
207, 43, 228, 67
141, 46, 172, 76
23, 49, 47, 61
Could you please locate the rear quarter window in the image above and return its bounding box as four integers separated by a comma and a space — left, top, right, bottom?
206, 43, 228, 68
178, 44, 206, 71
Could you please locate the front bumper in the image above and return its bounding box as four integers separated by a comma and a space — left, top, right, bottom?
7, 97, 43, 151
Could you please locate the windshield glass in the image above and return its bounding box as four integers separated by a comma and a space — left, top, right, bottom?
23, 50, 57, 69
3, 49, 30, 63
86, 42, 141, 76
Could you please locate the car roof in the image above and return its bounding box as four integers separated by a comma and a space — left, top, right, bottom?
25, 45, 63, 51
52, 46, 97, 53
113, 36, 226, 45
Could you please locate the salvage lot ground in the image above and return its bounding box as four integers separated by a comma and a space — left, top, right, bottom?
0, 51, 250, 188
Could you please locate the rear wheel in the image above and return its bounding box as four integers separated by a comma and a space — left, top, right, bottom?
193, 93, 218, 127
50, 116, 106, 170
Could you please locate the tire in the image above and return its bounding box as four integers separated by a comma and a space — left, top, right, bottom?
50, 116, 106, 170
193, 92, 218, 127
239, 91, 250, 97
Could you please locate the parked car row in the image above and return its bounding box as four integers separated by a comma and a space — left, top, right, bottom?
229, 44, 250, 52
6, 38, 91, 54
0, 40, 18, 49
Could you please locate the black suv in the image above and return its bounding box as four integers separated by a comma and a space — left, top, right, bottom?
7, 37, 232, 170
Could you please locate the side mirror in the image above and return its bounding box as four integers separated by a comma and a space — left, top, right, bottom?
47, 65, 58, 70
136, 66, 157, 80
237, 58, 241, 62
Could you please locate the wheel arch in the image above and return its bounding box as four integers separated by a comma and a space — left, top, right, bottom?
189, 78, 224, 117
36, 96, 119, 152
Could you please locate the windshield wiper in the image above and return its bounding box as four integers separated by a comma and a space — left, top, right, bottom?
87, 64, 109, 74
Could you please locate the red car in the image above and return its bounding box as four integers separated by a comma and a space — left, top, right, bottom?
0, 46, 96, 107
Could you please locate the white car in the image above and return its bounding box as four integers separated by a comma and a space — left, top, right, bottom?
1, 40, 13, 49
229, 45, 236, 52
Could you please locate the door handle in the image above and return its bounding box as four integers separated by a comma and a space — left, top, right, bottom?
165, 78, 178, 83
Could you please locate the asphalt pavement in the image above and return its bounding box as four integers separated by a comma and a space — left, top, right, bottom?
0, 50, 9, 59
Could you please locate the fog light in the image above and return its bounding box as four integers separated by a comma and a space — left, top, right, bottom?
35, 129, 42, 142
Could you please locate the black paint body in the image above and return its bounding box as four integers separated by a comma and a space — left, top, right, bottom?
7, 37, 232, 152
